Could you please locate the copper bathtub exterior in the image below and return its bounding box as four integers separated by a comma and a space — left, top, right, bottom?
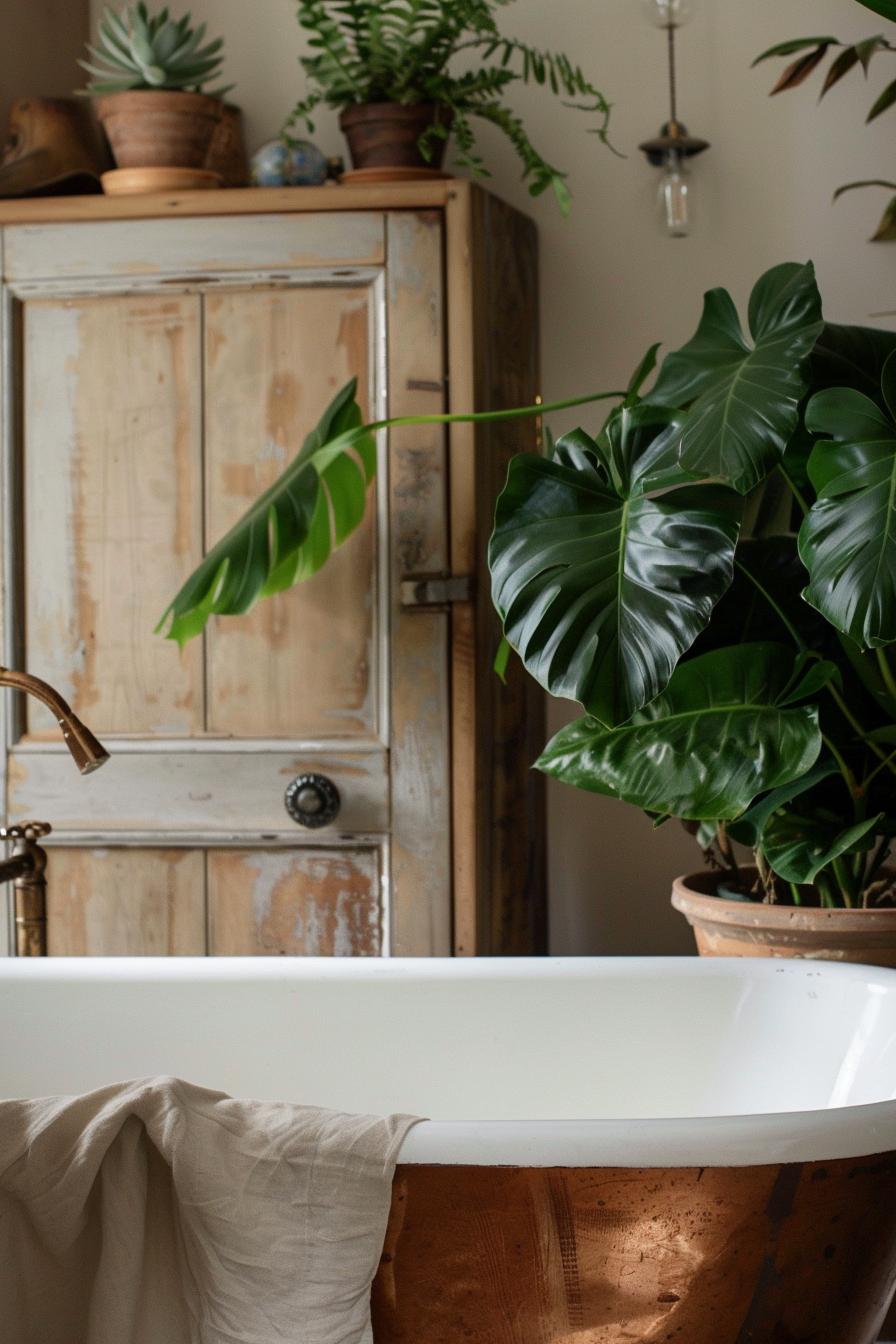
372, 1157, 896, 1343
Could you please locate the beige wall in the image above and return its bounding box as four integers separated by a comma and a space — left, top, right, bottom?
2, 0, 89, 130
91, 0, 896, 954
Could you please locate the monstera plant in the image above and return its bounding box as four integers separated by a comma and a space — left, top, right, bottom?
491, 260, 896, 914
160, 257, 896, 918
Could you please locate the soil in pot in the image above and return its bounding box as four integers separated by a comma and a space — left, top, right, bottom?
672, 868, 896, 967
339, 103, 451, 180
96, 90, 223, 171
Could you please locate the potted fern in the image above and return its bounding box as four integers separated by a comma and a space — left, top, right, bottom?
284, 0, 612, 210
81, 4, 234, 193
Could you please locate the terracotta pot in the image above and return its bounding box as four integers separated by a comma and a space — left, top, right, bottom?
95, 90, 223, 170
672, 868, 896, 966
339, 102, 450, 173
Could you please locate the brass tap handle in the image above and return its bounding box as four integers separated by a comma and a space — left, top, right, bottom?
0, 821, 51, 842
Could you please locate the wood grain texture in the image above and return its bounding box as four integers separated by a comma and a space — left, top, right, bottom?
372, 1158, 896, 1343
204, 284, 378, 740
469, 187, 546, 956
23, 292, 204, 736
208, 847, 381, 955
444, 185, 478, 957
386, 211, 451, 958
4, 212, 385, 281
0, 183, 450, 231
46, 847, 205, 956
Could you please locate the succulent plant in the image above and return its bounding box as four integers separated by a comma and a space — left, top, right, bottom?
80, 4, 232, 96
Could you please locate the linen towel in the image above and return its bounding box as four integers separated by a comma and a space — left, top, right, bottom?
0, 1076, 420, 1344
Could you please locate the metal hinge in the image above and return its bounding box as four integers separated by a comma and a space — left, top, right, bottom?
400, 575, 473, 608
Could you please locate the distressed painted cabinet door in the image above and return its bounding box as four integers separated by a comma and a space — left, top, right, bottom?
3, 209, 451, 956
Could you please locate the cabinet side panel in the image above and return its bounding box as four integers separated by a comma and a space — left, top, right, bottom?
386, 211, 451, 957
470, 188, 547, 955
46, 847, 206, 956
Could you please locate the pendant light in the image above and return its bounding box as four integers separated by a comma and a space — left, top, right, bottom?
639, 0, 709, 238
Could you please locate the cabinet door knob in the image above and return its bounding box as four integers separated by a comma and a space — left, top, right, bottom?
285, 774, 341, 829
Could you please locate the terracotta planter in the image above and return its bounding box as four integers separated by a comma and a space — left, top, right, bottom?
672, 868, 896, 966
95, 90, 223, 170
339, 102, 450, 175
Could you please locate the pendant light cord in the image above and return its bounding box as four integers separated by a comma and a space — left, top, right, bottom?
667, 23, 678, 123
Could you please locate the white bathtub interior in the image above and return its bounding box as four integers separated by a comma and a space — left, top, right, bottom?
2, 957, 896, 1124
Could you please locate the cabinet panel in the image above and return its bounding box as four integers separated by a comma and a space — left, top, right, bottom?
46, 847, 205, 956
207, 847, 382, 955
204, 284, 379, 740
8, 747, 389, 834
4, 213, 385, 281
23, 292, 204, 736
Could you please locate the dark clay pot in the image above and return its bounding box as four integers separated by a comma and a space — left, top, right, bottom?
339, 102, 450, 171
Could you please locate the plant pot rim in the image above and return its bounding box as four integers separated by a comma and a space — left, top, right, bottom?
673, 870, 896, 938
339, 101, 449, 124
94, 89, 224, 109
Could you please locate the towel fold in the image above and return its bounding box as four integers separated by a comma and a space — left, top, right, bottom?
0, 1076, 420, 1344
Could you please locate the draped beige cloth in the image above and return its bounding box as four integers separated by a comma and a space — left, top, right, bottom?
0, 1077, 420, 1344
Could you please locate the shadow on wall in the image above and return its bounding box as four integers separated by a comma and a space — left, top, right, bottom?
546, 699, 699, 957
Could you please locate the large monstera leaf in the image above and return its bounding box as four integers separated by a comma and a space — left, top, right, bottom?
645, 262, 824, 494
536, 643, 822, 821
799, 353, 896, 648
489, 405, 743, 728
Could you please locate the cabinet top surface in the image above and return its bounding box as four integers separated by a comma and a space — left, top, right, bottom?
0, 181, 463, 226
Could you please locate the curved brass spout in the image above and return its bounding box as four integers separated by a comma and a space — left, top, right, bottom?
0, 667, 109, 774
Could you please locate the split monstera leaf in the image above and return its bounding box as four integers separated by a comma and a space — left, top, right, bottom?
159, 258, 896, 905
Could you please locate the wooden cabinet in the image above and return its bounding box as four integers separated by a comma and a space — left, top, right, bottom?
0, 181, 545, 958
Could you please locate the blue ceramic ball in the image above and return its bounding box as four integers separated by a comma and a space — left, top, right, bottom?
252, 139, 329, 187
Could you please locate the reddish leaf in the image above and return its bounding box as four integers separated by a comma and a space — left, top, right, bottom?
821, 46, 860, 95
771, 45, 831, 94
873, 196, 896, 241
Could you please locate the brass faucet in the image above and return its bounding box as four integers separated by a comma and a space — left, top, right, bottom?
0, 667, 109, 955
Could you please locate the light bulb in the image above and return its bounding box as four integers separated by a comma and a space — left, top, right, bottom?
658, 150, 690, 237
641, 0, 693, 28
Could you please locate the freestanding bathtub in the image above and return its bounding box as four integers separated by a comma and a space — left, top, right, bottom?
3, 956, 896, 1342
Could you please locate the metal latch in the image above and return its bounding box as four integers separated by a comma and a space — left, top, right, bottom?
400, 575, 473, 608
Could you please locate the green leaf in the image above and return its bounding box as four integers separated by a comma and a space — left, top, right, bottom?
868, 75, 896, 120
536, 643, 822, 820
752, 37, 840, 65
799, 367, 896, 647
645, 262, 824, 494
856, 0, 896, 20
727, 758, 840, 847
158, 379, 375, 647
762, 810, 883, 884
808, 322, 896, 406
493, 634, 511, 683
778, 654, 839, 705
623, 342, 661, 407
489, 405, 743, 728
